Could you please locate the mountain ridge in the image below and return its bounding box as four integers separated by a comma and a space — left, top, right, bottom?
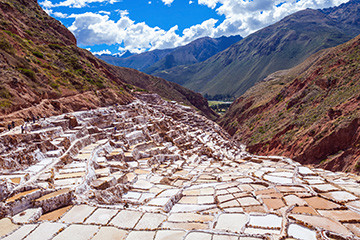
97, 35, 242, 74
154, 0, 360, 98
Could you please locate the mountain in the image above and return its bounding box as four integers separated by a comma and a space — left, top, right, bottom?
155, 0, 360, 98
97, 49, 173, 71
112, 50, 134, 58
0, 0, 217, 122
219, 34, 360, 173
96, 35, 242, 74
96, 51, 134, 60
144, 35, 243, 74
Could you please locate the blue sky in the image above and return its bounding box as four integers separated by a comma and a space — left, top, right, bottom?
40, 0, 349, 55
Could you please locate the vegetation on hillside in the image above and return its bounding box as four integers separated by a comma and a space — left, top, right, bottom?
219, 34, 360, 173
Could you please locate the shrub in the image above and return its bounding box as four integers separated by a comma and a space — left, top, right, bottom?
0, 39, 14, 54
125, 84, 134, 90
0, 20, 10, 28
75, 68, 85, 76
258, 126, 265, 134
61, 70, 75, 78
68, 57, 82, 70
135, 88, 147, 92
24, 29, 32, 36
49, 81, 59, 90
0, 99, 12, 109
33, 51, 44, 58
3, 30, 14, 37
356, 161, 360, 170
0, 88, 11, 99
48, 44, 62, 50
18, 68, 36, 81
88, 78, 105, 89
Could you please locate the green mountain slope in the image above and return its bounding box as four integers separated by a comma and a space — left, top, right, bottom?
155, 0, 360, 98
219, 34, 360, 173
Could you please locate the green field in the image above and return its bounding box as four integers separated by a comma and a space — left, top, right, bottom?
208, 101, 233, 114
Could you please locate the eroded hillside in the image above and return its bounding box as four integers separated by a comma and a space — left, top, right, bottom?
0, 0, 217, 123
220, 34, 360, 173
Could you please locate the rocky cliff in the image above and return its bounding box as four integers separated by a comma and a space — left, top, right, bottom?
220, 34, 360, 173
0, 0, 217, 124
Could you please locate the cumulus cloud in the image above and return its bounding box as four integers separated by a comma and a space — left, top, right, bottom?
68, 12, 120, 45
42, 0, 349, 53
67, 11, 224, 53
162, 0, 174, 6
198, 0, 218, 9
182, 18, 218, 42
199, 0, 349, 37
53, 11, 68, 18
40, 0, 120, 8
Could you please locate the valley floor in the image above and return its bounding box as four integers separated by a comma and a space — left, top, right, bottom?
0, 94, 359, 239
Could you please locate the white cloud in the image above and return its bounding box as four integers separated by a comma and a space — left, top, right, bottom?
117, 10, 129, 17
53, 11, 68, 18
68, 12, 120, 45
162, 0, 174, 6
181, 18, 218, 42
66, 0, 349, 54
43, 8, 68, 18
43, 8, 53, 15
40, 0, 121, 8
41, 0, 55, 8
198, 0, 218, 9
68, 12, 223, 53
43, 0, 350, 54
98, 10, 111, 15
92, 49, 112, 55
197, 0, 349, 37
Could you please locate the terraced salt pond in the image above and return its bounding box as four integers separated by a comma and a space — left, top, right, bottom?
0, 93, 359, 239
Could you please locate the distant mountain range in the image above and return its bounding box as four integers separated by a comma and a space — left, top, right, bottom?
154, 0, 360, 98
112, 50, 134, 58
219, 34, 360, 173
96, 35, 242, 74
